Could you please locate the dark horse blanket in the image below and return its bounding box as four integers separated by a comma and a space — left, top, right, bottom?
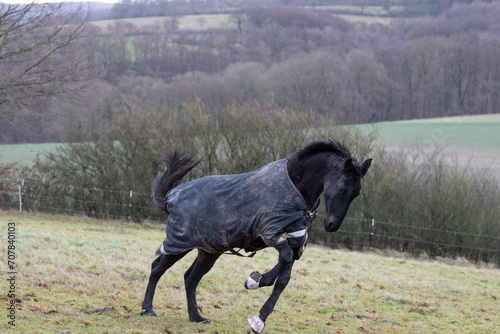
156, 159, 316, 258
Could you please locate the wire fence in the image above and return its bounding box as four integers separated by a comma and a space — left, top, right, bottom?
1, 183, 499, 263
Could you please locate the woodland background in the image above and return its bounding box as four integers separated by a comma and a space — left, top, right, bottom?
1, 0, 500, 143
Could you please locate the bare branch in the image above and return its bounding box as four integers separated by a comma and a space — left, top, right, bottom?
0, 2, 91, 119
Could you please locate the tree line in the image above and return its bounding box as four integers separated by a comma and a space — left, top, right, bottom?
107, 0, 489, 20
2, 1, 500, 143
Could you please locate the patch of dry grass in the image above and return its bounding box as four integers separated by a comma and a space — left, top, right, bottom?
1, 211, 498, 333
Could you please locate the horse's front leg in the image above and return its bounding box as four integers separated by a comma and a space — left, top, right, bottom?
244, 241, 293, 290
245, 242, 295, 334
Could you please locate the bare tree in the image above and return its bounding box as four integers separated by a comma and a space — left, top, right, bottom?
0, 2, 90, 120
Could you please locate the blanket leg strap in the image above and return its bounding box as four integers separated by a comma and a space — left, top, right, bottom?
201, 239, 216, 253
222, 230, 256, 258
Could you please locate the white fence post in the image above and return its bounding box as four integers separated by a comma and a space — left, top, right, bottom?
128, 190, 133, 221
18, 179, 24, 212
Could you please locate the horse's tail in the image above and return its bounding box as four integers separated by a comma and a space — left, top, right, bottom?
152, 151, 201, 212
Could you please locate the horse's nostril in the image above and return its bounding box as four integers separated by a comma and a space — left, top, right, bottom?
325, 216, 336, 227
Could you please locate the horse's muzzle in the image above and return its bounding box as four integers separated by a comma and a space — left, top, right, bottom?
324, 216, 341, 232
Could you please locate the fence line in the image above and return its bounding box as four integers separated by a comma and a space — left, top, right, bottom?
1, 186, 499, 259
373, 234, 500, 253
372, 219, 500, 240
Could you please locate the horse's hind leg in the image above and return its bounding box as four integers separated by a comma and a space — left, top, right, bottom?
184, 250, 221, 324
140, 251, 190, 316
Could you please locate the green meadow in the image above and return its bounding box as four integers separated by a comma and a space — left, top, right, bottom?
93, 14, 233, 31
1, 212, 498, 333
357, 114, 500, 180
360, 114, 500, 149
0, 142, 62, 166
91, 9, 399, 31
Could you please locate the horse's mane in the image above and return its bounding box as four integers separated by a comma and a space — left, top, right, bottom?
292, 140, 354, 162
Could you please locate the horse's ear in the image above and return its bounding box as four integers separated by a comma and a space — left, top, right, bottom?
343, 158, 354, 171
361, 158, 372, 177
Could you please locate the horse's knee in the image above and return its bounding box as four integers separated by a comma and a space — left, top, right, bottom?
151, 256, 161, 269
280, 254, 293, 268
278, 244, 294, 267
149, 256, 163, 277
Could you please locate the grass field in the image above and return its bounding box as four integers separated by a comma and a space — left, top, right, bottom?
333, 14, 392, 24
93, 14, 233, 31
357, 113, 500, 180
1, 212, 499, 334
311, 5, 401, 24
360, 114, 500, 149
0, 142, 61, 166
91, 10, 397, 31
313, 5, 395, 15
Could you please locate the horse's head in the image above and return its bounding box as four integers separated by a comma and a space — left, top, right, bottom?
287, 140, 372, 233
323, 157, 371, 232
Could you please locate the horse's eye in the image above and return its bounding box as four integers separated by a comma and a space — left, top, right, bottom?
339, 187, 346, 193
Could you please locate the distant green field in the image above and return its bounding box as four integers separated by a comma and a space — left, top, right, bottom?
92, 11, 394, 29
305, 5, 407, 24
313, 5, 404, 15
334, 14, 392, 24
359, 114, 500, 149
358, 114, 500, 180
92, 14, 232, 31
0, 142, 62, 166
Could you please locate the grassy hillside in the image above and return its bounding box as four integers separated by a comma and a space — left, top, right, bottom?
1, 212, 498, 333
358, 114, 500, 180
0, 142, 61, 166
91, 4, 418, 29
361, 114, 500, 149
93, 14, 233, 30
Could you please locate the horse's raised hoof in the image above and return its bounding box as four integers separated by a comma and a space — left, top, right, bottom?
244, 271, 262, 290
247, 315, 266, 334
140, 309, 157, 316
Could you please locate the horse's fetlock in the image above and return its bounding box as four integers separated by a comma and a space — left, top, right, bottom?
244, 271, 262, 290
140, 309, 157, 316
247, 315, 266, 334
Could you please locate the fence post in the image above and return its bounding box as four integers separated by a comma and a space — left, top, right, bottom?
18, 179, 24, 212
370, 218, 375, 250
128, 190, 133, 221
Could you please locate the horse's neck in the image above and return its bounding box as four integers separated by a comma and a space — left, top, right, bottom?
296, 180, 324, 210
287, 159, 326, 210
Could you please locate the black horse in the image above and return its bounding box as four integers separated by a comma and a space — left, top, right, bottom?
140, 140, 372, 333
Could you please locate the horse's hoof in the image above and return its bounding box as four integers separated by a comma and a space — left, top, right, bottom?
247, 315, 266, 333
244, 271, 262, 290
140, 309, 157, 316
191, 317, 213, 324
